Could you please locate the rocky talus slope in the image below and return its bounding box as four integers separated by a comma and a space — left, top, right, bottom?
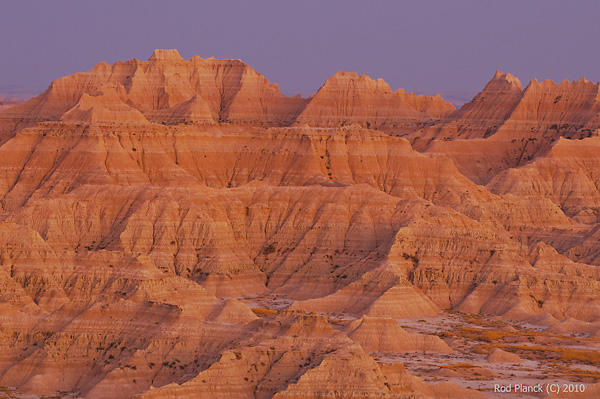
0, 51, 599, 398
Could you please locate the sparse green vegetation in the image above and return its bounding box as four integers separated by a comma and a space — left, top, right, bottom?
263, 243, 277, 255
402, 252, 419, 266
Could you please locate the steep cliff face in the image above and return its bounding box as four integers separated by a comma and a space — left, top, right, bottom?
412, 71, 524, 147
1, 52, 599, 398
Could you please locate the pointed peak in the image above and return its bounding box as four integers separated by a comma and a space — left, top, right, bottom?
333, 70, 358, 78
524, 77, 539, 91
576, 76, 591, 84
541, 78, 557, 86
322, 71, 394, 94
148, 49, 184, 62
328, 71, 382, 83
524, 77, 561, 93
491, 71, 522, 90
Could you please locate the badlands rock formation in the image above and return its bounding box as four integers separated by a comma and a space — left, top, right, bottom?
294, 71, 454, 132
0, 51, 599, 398
410, 71, 600, 184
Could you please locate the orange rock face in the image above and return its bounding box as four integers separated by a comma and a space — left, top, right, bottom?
411, 71, 600, 184
294, 71, 454, 131
0, 51, 599, 398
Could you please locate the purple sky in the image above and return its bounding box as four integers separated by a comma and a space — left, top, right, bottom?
1, 1, 599, 103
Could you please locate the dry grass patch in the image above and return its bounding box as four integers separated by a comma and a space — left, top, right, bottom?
549, 364, 600, 382
442, 362, 478, 371
501, 344, 600, 366
453, 325, 595, 345
0, 386, 17, 398
450, 326, 516, 342
472, 344, 493, 354
461, 313, 508, 328
251, 308, 277, 317
559, 349, 600, 364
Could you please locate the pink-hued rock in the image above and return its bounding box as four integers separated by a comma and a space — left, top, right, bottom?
0, 51, 599, 399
